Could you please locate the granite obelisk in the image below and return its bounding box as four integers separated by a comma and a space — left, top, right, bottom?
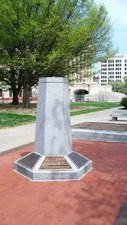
34, 77, 72, 155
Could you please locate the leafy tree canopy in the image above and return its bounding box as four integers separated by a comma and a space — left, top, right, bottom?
0, 0, 116, 107
0, 0, 115, 78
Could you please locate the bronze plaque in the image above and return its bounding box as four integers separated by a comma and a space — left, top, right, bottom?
40, 156, 71, 170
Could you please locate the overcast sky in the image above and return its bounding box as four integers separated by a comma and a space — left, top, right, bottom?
95, 0, 127, 55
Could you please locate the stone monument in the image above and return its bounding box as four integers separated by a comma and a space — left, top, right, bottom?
14, 77, 92, 181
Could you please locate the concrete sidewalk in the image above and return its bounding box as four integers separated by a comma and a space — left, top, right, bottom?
0, 108, 126, 153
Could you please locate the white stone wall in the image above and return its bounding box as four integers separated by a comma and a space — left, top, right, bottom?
69, 81, 125, 102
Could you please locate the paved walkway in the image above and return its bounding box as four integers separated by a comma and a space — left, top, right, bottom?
1, 140, 127, 225
0, 108, 127, 153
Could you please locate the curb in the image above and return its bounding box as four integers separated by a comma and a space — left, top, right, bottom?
72, 129, 127, 143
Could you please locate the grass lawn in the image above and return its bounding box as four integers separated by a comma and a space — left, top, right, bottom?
0, 112, 36, 129
70, 101, 119, 116
0, 101, 119, 128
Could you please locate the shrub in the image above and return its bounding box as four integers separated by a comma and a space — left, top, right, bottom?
120, 97, 127, 109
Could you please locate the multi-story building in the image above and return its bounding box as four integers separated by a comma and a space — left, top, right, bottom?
100, 54, 127, 86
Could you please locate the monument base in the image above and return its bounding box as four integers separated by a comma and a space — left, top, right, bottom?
14, 152, 92, 181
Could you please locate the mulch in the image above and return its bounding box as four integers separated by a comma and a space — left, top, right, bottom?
72, 122, 127, 131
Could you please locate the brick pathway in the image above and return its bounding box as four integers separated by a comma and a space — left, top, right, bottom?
0, 140, 127, 225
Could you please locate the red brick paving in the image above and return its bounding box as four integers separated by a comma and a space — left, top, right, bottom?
0, 140, 127, 225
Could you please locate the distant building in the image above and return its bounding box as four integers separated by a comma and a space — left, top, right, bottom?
100, 54, 127, 86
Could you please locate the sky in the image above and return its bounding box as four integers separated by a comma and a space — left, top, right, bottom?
95, 0, 127, 55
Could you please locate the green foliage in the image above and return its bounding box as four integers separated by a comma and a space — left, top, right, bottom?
0, 0, 115, 78
110, 80, 123, 92
110, 77, 127, 95
120, 97, 127, 109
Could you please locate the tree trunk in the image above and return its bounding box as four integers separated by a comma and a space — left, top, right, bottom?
11, 88, 19, 105
22, 86, 31, 108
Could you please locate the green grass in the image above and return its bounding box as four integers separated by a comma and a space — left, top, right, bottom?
70, 101, 119, 116
0, 112, 36, 129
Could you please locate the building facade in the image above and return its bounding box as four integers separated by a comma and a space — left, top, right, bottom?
100, 54, 127, 86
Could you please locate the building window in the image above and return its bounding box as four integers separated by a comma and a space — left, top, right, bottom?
108, 72, 114, 74
101, 80, 107, 82
101, 64, 107, 67
116, 60, 122, 63
116, 68, 121, 70
101, 72, 107, 74
108, 68, 114, 70
116, 72, 121, 74
109, 76, 114, 78
101, 76, 107, 78
101, 68, 107, 71
108, 60, 114, 63
116, 76, 121, 78
116, 64, 121, 66
101, 60, 107, 63
108, 64, 114, 66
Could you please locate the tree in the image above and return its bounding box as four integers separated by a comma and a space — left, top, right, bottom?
120, 97, 127, 109
110, 77, 127, 95
0, 66, 23, 105
0, 0, 115, 108
110, 80, 123, 93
